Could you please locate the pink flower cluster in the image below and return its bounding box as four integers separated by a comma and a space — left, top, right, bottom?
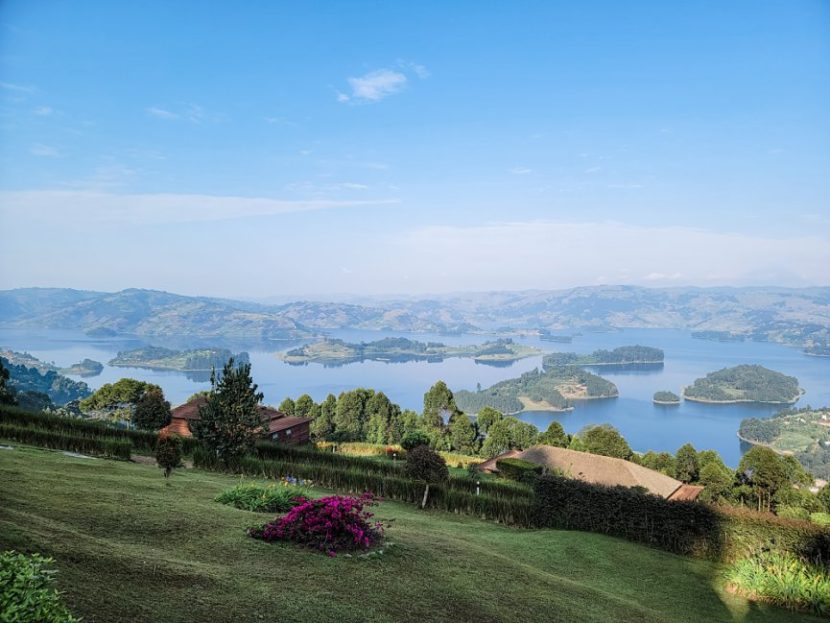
249, 492, 384, 557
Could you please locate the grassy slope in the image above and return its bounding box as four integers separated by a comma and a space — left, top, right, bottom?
0, 446, 821, 623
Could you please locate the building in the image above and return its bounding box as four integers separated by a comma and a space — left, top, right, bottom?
160, 396, 312, 445
478, 444, 703, 501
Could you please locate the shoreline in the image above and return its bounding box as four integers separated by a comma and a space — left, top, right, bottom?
683, 394, 800, 405
653, 399, 680, 406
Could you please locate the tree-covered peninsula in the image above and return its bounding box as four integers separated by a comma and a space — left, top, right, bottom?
683, 365, 802, 405
543, 345, 664, 368
454, 366, 618, 414
280, 337, 541, 365
653, 390, 681, 405
109, 347, 249, 372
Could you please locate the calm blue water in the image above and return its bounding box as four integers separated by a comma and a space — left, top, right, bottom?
2, 327, 829, 467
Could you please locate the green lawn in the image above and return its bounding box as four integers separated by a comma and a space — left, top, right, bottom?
0, 445, 822, 623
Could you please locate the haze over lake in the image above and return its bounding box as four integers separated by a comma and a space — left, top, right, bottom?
3, 326, 829, 467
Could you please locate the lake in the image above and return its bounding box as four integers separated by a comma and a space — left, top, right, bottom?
3, 326, 829, 467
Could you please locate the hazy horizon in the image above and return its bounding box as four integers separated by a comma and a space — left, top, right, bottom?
1, 1, 828, 297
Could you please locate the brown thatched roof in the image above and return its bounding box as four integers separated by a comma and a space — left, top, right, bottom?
485, 445, 697, 499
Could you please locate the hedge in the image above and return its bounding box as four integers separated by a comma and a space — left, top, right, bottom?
533, 474, 830, 563
0, 405, 200, 454
195, 447, 534, 524
496, 458, 543, 482
0, 423, 132, 460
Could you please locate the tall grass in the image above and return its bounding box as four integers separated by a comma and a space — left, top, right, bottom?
726, 551, 830, 616
0, 422, 132, 459
215, 481, 310, 513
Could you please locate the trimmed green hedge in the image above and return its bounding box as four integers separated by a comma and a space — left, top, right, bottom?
0, 423, 132, 460
533, 474, 830, 563
496, 458, 543, 482
0, 405, 200, 454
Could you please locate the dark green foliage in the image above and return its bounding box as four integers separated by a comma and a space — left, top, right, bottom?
819, 484, 830, 513
156, 434, 182, 478
400, 430, 430, 450
738, 446, 800, 512
738, 417, 782, 444
332, 388, 374, 440
475, 406, 502, 434
310, 394, 336, 440
293, 394, 315, 419
577, 424, 632, 460
533, 475, 830, 563
405, 445, 449, 484
422, 380, 456, 428
215, 482, 308, 513
0, 359, 15, 406
79, 377, 157, 411
653, 391, 680, 403
132, 387, 171, 431
14, 391, 52, 412
0, 422, 132, 459
278, 397, 296, 417
109, 346, 247, 371
675, 443, 700, 483
496, 458, 543, 482
192, 358, 265, 466
640, 451, 677, 478
0, 551, 80, 623
544, 345, 664, 367
685, 365, 801, 403
448, 412, 478, 454
537, 421, 569, 448
481, 417, 539, 458
698, 461, 735, 504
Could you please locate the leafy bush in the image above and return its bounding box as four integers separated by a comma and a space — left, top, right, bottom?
216, 481, 309, 513
155, 434, 182, 478
249, 492, 384, 556
0, 423, 131, 460
0, 551, 80, 623
778, 506, 811, 521
404, 445, 449, 484
811, 513, 830, 527
726, 551, 830, 616
400, 431, 430, 451
496, 458, 542, 482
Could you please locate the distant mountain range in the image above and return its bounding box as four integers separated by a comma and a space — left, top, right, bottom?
1, 286, 829, 348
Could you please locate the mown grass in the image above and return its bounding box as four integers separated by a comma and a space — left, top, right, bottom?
0, 444, 823, 623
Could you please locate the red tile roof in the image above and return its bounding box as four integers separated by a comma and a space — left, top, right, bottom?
170, 396, 284, 422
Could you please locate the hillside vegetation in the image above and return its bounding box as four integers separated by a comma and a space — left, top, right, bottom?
0, 446, 819, 623
543, 345, 664, 368
109, 346, 249, 371
684, 365, 802, 405
455, 366, 618, 414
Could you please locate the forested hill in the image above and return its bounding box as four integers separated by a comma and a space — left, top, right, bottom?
683, 365, 802, 404
2, 286, 830, 349
543, 345, 664, 368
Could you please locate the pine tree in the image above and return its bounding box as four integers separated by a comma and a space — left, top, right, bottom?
133, 387, 172, 431
192, 358, 264, 466
311, 394, 337, 440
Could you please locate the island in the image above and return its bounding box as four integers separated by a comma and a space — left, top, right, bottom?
279, 337, 541, 366
653, 390, 680, 405
543, 345, 664, 369
739, 407, 830, 479
683, 364, 802, 405
454, 366, 618, 415
538, 329, 573, 343
85, 327, 118, 338
109, 346, 249, 371
0, 354, 91, 405
60, 358, 104, 377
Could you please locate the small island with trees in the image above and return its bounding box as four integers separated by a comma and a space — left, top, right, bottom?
280, 337, 541, 366
61, 358, 104, 377
109, 346, 249, 372
653, 390, 681, 405
454, 366, 618, 414
683, 364, 802, 405
543, 345, 664, 369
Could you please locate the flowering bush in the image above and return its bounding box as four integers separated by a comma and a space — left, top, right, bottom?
248, 492, 384, 556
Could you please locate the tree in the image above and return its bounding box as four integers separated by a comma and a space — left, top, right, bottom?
675, 443, 700, 483
0, 359, 16, 406
333, 388, 373, 441
423, 381, 456, 429
133, 387, 172, 431
538, 421, 569, 448
79, 378, 158, 423
737, 446, 792, 512
156, 434, 182, 479
818, 484, 830, 513
310, 394, 336, 440
401, 430, 430, 450
364, 392, 398, 444
278, 397, 296, 417
192, 358, 264, 466
480, 417, 539, 458
294, 394, 316, 419
449, 413, 478, 454
404, 445, 449, 508
698, 461, 735, 504
640, 451, 677, 478
476, 406, 502, 434
578, 425, 632, 460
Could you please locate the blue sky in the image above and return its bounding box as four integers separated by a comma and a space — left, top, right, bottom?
1, 1, 829, 297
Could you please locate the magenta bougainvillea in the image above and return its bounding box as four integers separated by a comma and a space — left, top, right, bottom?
248, 492, 384, 557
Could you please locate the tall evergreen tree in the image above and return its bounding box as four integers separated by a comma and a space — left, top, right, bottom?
333, 388, 373, 440
311, 393, 337, 440
278, 397, 296, 417
449, 413, 478, 454
192, 358, 264, 465
675, 443, 700, 483
294, 394, 316, 419
0, 359, 17, 406
537, 421, 569, 448
423, 380, 456, 429
133, 387, 172, 431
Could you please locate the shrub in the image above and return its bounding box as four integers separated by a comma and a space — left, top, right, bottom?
156, 434, 182, 478
778, 506, 811, 521
400, 431, 430, 451
811, 513, 830, 528
0, 422, 131, 460
496, 458, 543, 482
216, 481, 309, 513
0, 551, 80, 623
249, 492, 384, 556
726, 551, 830, 616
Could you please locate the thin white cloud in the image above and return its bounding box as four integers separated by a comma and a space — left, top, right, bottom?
0, 82, 35, 94
398, 60, 430, 79
340, 69, 408, 103
146, 107, 178, 120
33, 106, 53, 116
509, 167, 533, 175
29, 144, 59, 157
0, 190, 398, 225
